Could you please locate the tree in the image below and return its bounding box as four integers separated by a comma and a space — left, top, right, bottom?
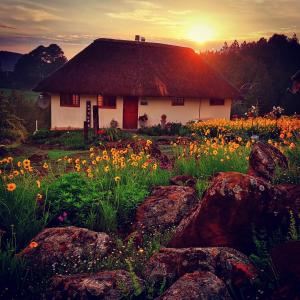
13, 44, 67, 89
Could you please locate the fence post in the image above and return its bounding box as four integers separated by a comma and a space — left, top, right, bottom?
93, 105, 99, 137
83, 121, 89, 143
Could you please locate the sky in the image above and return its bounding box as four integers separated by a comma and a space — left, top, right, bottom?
0, 0, 300, 58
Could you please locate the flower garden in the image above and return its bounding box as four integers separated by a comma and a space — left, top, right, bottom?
0, 116, 300, 299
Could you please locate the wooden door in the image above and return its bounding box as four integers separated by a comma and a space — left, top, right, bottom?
123, 96, 138, 129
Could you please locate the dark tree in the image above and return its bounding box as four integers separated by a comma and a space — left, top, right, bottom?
13, 44, 67, 89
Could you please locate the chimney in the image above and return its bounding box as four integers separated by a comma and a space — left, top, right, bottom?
140, 37, 146, 42
135, 35, 140, 42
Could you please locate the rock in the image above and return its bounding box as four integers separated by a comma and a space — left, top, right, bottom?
248, 141, 288, 181
157, 271, 232, 300
168, 172, 284, 253
169, 175, 197, 187
276, 183, 300, 214
133, 186, 198, 234
144, 247, 257, 291
51, 270, 144, 299
19, 226, 111, 271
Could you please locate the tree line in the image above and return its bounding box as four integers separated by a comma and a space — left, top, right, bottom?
0, 44, 67, 89
201, 33, 300, 115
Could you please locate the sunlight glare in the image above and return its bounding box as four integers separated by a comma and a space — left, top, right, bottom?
186, 24, 215, 43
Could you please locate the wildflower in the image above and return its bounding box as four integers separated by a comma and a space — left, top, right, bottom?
138, 248, 144, 254
114, 176, 121, 183
152, 163, 157, 170
7, 157, 13, 163
87, 173, 93, 178
289, 142, 296, 149
17, 161, 22, 167
220, 158, 224, 162
36, 180, 41, 188
89, 147, 94, 152
29, 241, 38, 249
287, 132, 292, 138
82, 160, 87, 165
279, 133, 285, 139
13, 170, 19, 176
7, 183, 16, 191
91, 160, 96, 165
237, 137, 242, 142
213, 150, 218, 155
36, 193, 43, 201
43, 162, 49, 169
23, 159, 30, 166
8, 174, 14, 180
104, 166, 110, 173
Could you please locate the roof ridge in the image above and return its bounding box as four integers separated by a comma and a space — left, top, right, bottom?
93, 38, 193, 50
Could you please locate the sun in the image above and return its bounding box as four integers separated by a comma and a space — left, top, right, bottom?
186, 25, 215, 43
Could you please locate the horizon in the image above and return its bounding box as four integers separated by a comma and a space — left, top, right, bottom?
0, 0, 299, 59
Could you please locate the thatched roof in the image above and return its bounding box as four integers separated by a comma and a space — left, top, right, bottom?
34, 38, 239, 99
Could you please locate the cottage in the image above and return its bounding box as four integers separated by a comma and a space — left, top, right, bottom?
34, 37, 239, 130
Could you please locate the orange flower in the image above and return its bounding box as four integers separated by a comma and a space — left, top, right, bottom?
29, 241, 38, 249
6, 183, 16, 192
43, 162, 49, 169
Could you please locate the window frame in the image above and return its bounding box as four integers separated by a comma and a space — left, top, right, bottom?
209, 98, 225, 106
171, 97, 185, 106
60, 93, 80, 107
97, 95, 117, 109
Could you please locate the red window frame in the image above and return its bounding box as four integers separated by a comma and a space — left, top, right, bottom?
97, 95, 116, 109
60, 94, 80, 107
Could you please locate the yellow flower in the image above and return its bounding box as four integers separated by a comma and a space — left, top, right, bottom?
114, 176, 121, 183
7, 157, 13, 163
82, 160, 87, 165
7, 183, 16, 192
36, 193, 43, 200
75, 158, 80, 164
43, 162, 49, 169
152, 163, 157, 170
89, 147, 94, 152
91, 160, 97, 165
36, 180, 41, 188
23, 159, 30, 166
213, 150, 218, 155
104, 166, 110, 173
13, 170, 19, 176
17, 161, 22, 167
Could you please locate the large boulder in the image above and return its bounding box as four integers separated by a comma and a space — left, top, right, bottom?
248, 141, 288, 181
168, 172, 285, 253
144, 247, 257, 291
132, 186, 198, 234
157, 271, 232, 300
19, 226, 112, 271
50, 270, 144, 299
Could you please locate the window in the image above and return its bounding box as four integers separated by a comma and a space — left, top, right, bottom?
140, 99, 148, 105
60, 94, 80, 107
209, 98, 225, 106
98, 95, 116, 108
172, 97, 184, 106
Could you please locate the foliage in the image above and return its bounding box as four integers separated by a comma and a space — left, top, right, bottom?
202, 34, 300, 115
13, 44, 67, 89
138, 123, 191, 136
0, 92, 27, 144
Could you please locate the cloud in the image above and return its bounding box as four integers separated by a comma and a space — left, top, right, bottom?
0, 3, 63, 22
0, 23, 16, 29
124, 0, 161, 8
168, 10, 192, 15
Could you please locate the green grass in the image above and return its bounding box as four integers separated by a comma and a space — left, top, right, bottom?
47, 149, 80, 161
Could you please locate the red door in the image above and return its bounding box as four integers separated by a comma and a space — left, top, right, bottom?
123, 96, 138, 129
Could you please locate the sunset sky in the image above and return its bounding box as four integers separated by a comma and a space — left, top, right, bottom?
0, 0, 299, 58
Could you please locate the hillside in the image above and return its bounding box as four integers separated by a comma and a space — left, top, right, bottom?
0, 51, 22, 71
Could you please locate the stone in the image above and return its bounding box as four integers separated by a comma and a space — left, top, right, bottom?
248, 141, 288, 181
144, 247, 257, 290
169, 175, 197, 187
157, 271, 232, 300
133, 185, 198, 234
19, 226, 112, 270
168, 172, 284, 253
50, 270, 144, 300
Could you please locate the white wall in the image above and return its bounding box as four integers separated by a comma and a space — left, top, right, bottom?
50, 94, 123, 129
138, 97, 232, 127
51, 94, 232, 129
